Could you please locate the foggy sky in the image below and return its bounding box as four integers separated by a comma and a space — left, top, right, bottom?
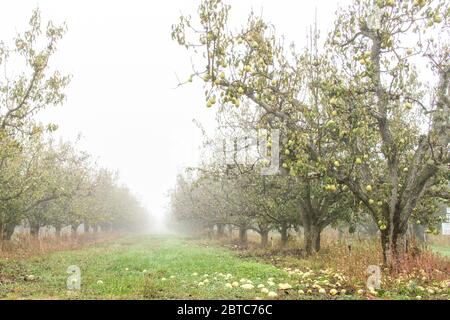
0, 0, 351, 230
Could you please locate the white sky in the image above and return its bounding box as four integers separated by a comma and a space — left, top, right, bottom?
0, 0, 351, 230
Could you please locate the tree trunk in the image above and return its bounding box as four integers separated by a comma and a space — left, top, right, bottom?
207, 225, 214, 239
302, 213, 312, 255
381, 227, 408, 268
227, 224, 233, 238
239, 226, 247, 245
304, 228, 313, 255
30, 223, 40, 237
303, 218, 322, 256
314, 229, 321, 252
84, 223, 90, 234
280, 223, 288, 247
260, 230, 269, 248
216, 224, 225, 239
2, 223, 16, 241
55, 225, 62, 238
71, 224, 79, 237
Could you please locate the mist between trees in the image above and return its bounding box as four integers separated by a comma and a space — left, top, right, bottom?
0, 9, 151, 242
169, 0, 449, 268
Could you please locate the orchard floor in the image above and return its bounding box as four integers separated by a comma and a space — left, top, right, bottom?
0, 235, 448, 300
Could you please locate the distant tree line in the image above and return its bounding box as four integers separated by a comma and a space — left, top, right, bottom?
0, 10, 150, 240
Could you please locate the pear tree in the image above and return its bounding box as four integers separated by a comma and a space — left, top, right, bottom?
325, 0, 449, 265
172, 0, 358, 255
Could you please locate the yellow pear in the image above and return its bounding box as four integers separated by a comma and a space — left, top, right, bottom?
433, 15, 442, 23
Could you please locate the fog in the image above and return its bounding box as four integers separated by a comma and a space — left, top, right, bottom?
0, 0, 352, 232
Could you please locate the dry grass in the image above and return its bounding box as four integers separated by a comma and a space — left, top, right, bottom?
0, 232, 122, 260
213, 230, 450, 291
428, 234, 450, 246
306, 241, 449, 284
1, 234, 448, 299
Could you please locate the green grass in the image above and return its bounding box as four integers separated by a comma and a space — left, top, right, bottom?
1, 235, 448, 300
431, 245, 450, 258
0, 235, 289, 299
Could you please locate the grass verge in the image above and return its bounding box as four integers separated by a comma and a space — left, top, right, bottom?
0, 235, 449, 300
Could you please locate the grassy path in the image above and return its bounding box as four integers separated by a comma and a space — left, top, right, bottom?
1, 235, 449, 300
0, 235, 288, 300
